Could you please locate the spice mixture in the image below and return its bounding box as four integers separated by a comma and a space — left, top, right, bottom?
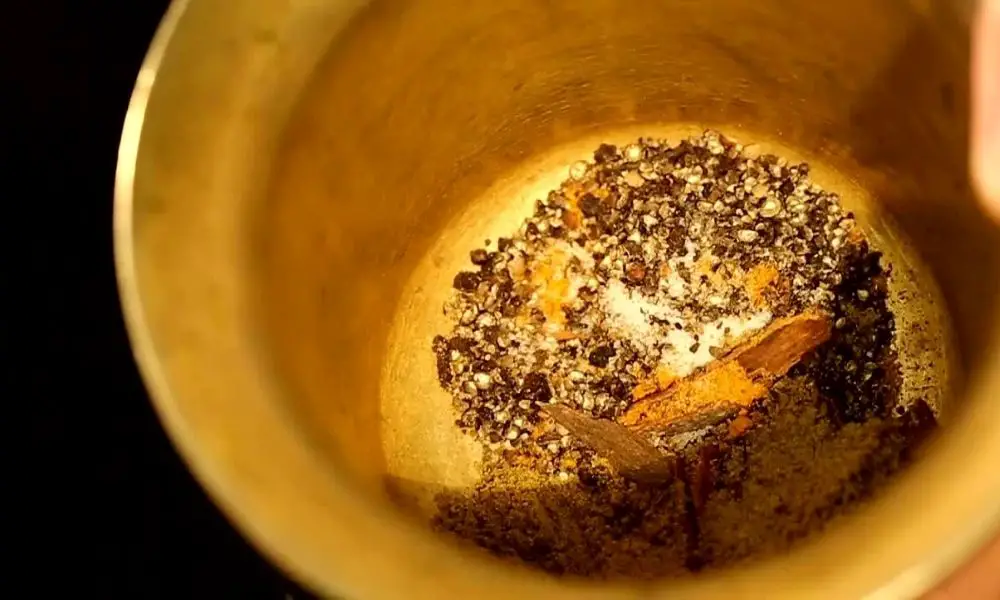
429, 131, 936, 577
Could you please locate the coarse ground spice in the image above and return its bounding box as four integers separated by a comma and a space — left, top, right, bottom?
434, 378, 934, 576
430, 131, 937, 577
744, 262, 781, 308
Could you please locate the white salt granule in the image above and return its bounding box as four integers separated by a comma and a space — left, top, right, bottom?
662, 239, 698, 299
603, 279, 682, 341
660, 311, 772, 376
602, 278, 772, 377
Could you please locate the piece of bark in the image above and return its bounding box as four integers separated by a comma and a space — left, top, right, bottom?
659, 406, 738, 438
735, 312, 832, 375
544, 404, 677, 483
623, 312, 832, 432
544, 311, 831, 482
689, 443, 722, 514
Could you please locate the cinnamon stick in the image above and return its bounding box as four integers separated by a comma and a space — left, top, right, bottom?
544, 311, 832, 481
545, 404, 677, 483
623, 312, 831, 431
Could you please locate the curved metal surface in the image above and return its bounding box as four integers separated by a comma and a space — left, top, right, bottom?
115, 1, 1000, 598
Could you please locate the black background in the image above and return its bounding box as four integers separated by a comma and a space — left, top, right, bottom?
17, 2, 317, 597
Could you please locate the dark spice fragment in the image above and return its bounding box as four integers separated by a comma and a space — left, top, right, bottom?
588, 344, 616, 368
594, 143, 619, 164
578, 193, 603, 217
432, 335, 453, 385
626, 262, 647, 284
805, 242, 897, 424
453, 271, 480, 292
521, 372, 552, 404
470, 248, 490, 265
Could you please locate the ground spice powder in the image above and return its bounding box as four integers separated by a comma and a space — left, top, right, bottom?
433, 378, 934, 577
745, 262, 780, 308
622, 361, 765, 428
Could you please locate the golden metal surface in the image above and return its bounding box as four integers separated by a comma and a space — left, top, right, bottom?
116, 0, 1000, 598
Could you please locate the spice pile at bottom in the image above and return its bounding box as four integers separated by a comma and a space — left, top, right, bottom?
430, 131, 936, 577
